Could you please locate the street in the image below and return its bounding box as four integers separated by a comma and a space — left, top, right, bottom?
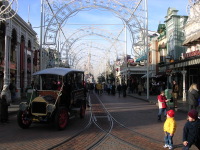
0, 92, 198, 150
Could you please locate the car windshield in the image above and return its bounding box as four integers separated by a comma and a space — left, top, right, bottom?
33, 74, 63, 91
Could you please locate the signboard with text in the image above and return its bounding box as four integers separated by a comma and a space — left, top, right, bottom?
183, 50, 200, 59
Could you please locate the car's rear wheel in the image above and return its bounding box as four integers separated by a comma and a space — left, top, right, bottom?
55, 107, 69, 130
17, 110, 32, 129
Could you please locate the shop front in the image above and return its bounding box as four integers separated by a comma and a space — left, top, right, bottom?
159, 54, 200, 101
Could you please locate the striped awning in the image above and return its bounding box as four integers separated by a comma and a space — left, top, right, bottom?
183, 33, 200, 46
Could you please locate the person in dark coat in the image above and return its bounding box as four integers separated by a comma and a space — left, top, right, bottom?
117, 84, 122, 97
172, 80, 179, 108
0, 85, 11, 123
111, 83, 116, 95
188, 83, 199, 111
182, 109, 200, 150
9, 82, 16, 102
122, 83, 127, 97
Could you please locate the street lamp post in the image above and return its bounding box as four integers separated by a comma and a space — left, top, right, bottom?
165, 56, 171, 89
145, 0, 149, 100
181, 69, 187, 102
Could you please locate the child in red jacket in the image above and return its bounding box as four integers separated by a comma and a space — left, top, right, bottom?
158, 91, 169, 121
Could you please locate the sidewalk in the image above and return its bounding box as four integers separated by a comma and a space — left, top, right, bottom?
8, 97, 27, 115
127, 92, 189, 113
8, 92, 189, 115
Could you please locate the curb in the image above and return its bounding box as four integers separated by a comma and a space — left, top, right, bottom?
8, 105, 19, 116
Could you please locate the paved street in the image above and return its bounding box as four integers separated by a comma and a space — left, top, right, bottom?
1, 92, 198, 150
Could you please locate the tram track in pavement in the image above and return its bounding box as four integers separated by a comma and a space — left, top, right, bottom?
91, 93, 163, 150
49, 92, 164, 150
48, 92, 112, 150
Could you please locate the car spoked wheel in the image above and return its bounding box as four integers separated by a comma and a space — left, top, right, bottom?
17, 110, 32, 129
55, 107, 69, 130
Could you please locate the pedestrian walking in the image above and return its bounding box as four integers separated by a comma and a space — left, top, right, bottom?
157, 91, 169, 121
182, 109, 200, 150
138, 82, 143, 96
111, 83, 116, 95
172, 80, 179, 108
96, 82, 102, 95
188, 83, 199, 111
117, 84, 122, 97
0, 85, 11, 123
107, 83, 111, 95
9, 82, 16, 102
122, 83, 127, 97
163, 109, 176, 150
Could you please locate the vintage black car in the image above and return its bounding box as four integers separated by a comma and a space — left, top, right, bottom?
17, 67, 86, 130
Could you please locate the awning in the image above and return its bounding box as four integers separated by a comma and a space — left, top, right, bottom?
141, 72, 152, 78
183, 33, 200, 46
136, 55, 147, 62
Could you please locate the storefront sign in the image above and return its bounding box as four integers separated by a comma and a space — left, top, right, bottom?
183, 50, 200, 58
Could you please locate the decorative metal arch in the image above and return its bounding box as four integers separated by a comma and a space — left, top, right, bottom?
60, 26, 123, 56
42, 0, 146, 57
74, 52, 109, 73
0, 0, 18, 21
69, 41, 117, 55
60, 26, 124, 50
70, 46, 112, 67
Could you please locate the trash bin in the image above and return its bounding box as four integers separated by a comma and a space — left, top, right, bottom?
165, 89, 173, 108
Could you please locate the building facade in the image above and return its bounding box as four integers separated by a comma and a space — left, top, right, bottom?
0, 14, 37, 99
182, 1, 200, 91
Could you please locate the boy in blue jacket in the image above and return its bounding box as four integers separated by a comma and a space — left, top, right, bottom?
182, 109, 200, 150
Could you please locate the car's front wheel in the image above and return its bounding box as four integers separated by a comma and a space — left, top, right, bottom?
54, 107, 69, 130
17, 110, 32, 129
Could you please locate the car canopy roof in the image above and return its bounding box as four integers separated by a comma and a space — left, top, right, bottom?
32, 67, 83, 76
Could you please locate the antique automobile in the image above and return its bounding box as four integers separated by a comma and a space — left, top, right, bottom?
17, 67, 86, 130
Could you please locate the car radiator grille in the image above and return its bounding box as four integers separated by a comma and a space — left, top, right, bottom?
32, 102, 47, 114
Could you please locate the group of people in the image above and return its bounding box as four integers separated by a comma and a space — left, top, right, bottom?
157, 81, 200, 150
116, 83, 127, 97
162, 108, 200, 150
94, 82, 128, 97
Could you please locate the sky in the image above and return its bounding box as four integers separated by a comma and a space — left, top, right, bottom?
16, 0, 189, 33
15, 0, 189, 72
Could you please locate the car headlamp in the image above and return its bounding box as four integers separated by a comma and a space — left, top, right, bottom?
46, 104, 55, 113
19, 102, 28, 111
